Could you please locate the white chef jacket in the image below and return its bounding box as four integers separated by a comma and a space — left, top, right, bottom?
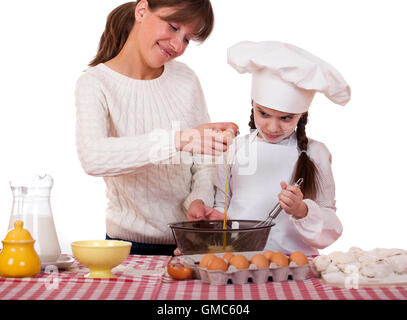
214, 130, 343, 255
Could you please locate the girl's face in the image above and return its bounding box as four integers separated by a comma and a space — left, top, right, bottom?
253, 102, 302, 143
135, 2, 197, 69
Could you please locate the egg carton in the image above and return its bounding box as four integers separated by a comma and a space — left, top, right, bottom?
181, 251, 311, 286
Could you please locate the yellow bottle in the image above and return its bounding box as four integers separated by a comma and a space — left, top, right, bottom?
0, 220, 41, 278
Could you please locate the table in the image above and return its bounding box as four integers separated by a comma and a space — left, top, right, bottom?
1, 255, 406, 300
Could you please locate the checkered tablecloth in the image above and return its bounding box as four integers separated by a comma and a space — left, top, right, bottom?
1, 255, 407, 300
0, 255, 171, 300
157, 277, 407, 300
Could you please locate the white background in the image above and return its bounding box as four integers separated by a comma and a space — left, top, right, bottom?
0, 0, 406, 255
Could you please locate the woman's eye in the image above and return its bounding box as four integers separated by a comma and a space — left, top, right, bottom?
169, 24, 178, 31
259, 110, 269, 117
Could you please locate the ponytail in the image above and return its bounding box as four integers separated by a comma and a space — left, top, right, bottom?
248, 108, 320, 200
291, 112, 320, 200
89, 2, 138, 67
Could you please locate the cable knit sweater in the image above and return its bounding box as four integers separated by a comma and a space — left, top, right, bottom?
75, 60, 215, 244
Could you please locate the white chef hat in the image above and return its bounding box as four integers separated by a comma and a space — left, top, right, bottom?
227, 41, 351, 114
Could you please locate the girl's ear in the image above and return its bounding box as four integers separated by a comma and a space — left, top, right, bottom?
135, 0, 149, 23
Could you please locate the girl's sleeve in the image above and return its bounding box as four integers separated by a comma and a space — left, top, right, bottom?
75, 74, 178, 177
290, 143, 343, 249
182, 75, 216, 211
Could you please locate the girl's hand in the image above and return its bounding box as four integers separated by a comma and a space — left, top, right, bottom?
187, 200, 227, 221
278, 181, 308, 219
175, 122, 239, 156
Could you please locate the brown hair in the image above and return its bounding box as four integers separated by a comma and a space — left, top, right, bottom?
89, 0, 214, 67
249, 108, 320, 200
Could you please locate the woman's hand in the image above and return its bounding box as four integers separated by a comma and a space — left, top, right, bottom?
187, 200, 226, 221
278, 181, 308, 219
175, 122, 239, 155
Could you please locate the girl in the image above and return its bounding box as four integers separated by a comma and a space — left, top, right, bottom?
75, 0, 237, 255
214, 41, 351, 255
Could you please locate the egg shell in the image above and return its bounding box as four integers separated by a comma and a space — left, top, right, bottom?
207, 257, 228, 272
230, 254, 250, 270
270, 252, 289, 267
250, 254, 270, 269
263, 251, 274, 261
167, 264, 193, 280
199, 253, 217, 268
222, 252, 235, 262
289, 251, 309, 266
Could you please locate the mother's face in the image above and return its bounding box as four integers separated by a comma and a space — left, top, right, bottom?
134, 2, 197, 68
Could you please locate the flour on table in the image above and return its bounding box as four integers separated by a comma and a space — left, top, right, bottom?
112, 265, 165, 277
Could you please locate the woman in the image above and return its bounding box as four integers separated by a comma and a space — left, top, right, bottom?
214, 41, 351, 255
75, 0, 237, 255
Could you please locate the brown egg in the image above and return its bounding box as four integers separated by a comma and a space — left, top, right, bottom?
207, 257, 228, 272
263, 251, 274, 261
230, 254, 250, 270
250, 254, 270, 269
199, 254, 217, 269
222, 130, 235, 138
289, 251, 309, 266
222, 252, 234, 262
270, 252, 289, 267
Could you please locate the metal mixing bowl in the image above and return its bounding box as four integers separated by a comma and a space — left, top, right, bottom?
168, 220, 274, 255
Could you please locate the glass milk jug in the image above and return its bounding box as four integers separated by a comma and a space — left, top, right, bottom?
8, 174, 61, 263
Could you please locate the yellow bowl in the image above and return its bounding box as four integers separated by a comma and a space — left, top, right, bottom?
71, 240, 131, 278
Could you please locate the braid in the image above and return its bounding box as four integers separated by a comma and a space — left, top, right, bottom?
249, 108, 256, 129
292, 112, 319, 200
296, 113, 308, 151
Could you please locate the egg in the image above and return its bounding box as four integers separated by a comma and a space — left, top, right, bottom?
289, 251, 309, 266
270, 252, 289, 267
167, 263, 193, 280
263, 251, 274, 261
222, 252, 234, 262
250, 254, 270, 269
199, 254, 217, 269
230, 254, 250, 270
221, 130, 235, 138
207, 257, 228, 272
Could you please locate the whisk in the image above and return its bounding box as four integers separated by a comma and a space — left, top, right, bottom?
253, 177, 304, 228
230, 178, 304, 251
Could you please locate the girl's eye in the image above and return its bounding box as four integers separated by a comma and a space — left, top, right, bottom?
281, 116, 293, 121
259, 110, 269, 117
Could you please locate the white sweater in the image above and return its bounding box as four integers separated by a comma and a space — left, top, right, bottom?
75, 60, 215, 244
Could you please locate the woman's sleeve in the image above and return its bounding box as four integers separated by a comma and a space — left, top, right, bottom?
290, 144, 343, 249
75, 74, 178, 177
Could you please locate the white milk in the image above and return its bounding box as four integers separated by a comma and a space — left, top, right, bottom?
9, 214, 61, 263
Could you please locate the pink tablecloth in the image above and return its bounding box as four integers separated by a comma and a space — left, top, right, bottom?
158, 276, 407, 300
0, 255, 171, 300
1, 255, 406, 300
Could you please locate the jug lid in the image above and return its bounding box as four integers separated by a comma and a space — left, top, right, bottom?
4, 220, 35, 242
